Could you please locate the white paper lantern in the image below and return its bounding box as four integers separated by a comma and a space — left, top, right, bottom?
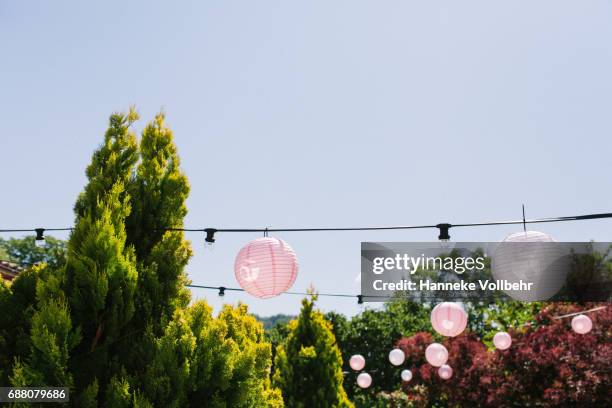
571, 314, 593, 334
438, 364, 453, 380
388, 348, 405, 366
493, 331, 512, 350
349, 354, 366, 371
492, 231, 568, 301
357, 372, 372, 388
425, 343, 448, 367
401, 369, 413, 382
234, 237, 298, 298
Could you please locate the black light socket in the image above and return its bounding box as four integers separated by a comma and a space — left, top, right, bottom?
436, 223, 451, 241
34, 228, 46, 241
205, 228, 217, 243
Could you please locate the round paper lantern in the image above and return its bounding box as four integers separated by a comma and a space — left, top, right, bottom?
492, 231, 568, 301
234, 237, 298, 298
493, 331, 512, 350
425, 343, 448, 367
357, 373, 372, 389
388, 348, 405, 366
431, 302, 468, 337
571, 314, 592, 334
349, 354, 366, 371
438, 364, 453, 380
401, 369, 413, 382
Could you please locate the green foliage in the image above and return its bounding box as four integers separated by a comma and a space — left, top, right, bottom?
274, 295, 353, 408
466, 301, 543, 346
74, 108, 139, 219
62, 177, 138, 396
141, 301, 283, 408
17, 298, 80, 386
126, 112, 192, 336
329, 299, 432, 399
0, 267, 40, 385
255, 314, 295, 331
0, 108, 282, 407
0, 235, 67, 268
0, 245, 8, 259
561, 243, 612, 302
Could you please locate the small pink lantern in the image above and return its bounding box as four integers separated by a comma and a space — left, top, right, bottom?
438, 364, 453, 380
425, 343, 448, 367
493, 331, 512, 350
349, 354, 366, 371
431, 302, 468, 337
234, 237, 298, 298
571, 314, 592, 334
357, 372, 372, 388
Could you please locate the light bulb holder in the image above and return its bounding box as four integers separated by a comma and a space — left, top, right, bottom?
204, 228, 217, 244
34, 228, 46, 247
436, 223, 451, 241
218, 286, 226, 297
357, 295, 364, 305
35, 228, 45, 240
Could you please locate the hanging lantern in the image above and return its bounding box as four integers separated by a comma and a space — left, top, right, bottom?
388, 348, 405, 366
349, 354, 366, 371
438, 364, 453, 380
234, 237, 298, 298
492, 231, 568, 301
493, 331, 512, 350
430, 302, 468, 337
357, 373, 372, 389
425, 343, 448, 367
571, 314, 593, 334
401, 369, 413, 382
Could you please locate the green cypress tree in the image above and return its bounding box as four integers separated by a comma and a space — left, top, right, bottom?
74, 108, 139, 218
2, 109, 283, 407
11, 110, 140, 404
125, 112, 192, 335
140, 301, 284, 407
273, 295, 353, 408
63, 111, 140, 396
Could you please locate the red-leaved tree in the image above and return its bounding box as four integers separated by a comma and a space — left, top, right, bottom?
396, 303, 611, 407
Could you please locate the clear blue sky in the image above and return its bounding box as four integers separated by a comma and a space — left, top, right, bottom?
1, 1, 611, 317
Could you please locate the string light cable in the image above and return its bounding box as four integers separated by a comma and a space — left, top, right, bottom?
1, 211, 611, 243
1, 210, 611, 304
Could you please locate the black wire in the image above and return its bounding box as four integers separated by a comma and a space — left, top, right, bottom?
187, 284, 359, 298
2, 211, 611, 234
0, 228, 74, 232
3, 212, 610, 303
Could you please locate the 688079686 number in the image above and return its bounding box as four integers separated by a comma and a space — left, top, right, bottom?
0, 387, 69, 403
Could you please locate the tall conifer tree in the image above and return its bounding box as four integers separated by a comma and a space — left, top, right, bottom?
273, 295, 353, 408
3, 109, 283, 407
125, 112, 191, 335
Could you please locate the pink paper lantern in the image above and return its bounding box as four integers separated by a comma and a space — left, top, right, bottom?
431, 302, 468, 337
438, 364, 453, 380
425, 343, 448, 367
493, 331, 512, 350
234, 237, 298, 298
357, 372, 372, 388
349, 354, 366, 371
571, 314, 592, 334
